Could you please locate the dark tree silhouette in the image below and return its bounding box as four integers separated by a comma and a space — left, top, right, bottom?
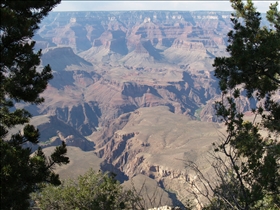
211, 0, 280, 208
0, 1, 69, 209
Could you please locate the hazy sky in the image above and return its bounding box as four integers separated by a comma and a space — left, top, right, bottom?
53, 1, 278, 13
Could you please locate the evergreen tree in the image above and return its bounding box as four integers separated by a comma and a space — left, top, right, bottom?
208, 0, 280, 209
0, 1, 69, 209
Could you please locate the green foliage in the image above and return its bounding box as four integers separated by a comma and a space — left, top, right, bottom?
214, 0, 280, 98
205, 0, 280, 209
1, 141, 69, 209
0, 1, 70, 209
34, 169, 142, 210
213, 0, 280, 132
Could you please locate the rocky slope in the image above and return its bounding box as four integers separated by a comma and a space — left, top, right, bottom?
91, 106, 222, 203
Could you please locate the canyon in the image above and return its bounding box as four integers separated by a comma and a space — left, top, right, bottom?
20, 10, 269, 207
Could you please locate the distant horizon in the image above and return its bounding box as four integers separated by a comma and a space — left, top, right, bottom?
50, 9, 234, 12
53, 1, 278, 13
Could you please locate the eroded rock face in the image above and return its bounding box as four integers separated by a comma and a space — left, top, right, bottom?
38, 69, 219, 137
31, 11, 235, 134
38, 11, 233, 52
41, 47, 93, 71
92, 106, 222, 202
23, 115, 94, 152
53, 102, 101, 136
